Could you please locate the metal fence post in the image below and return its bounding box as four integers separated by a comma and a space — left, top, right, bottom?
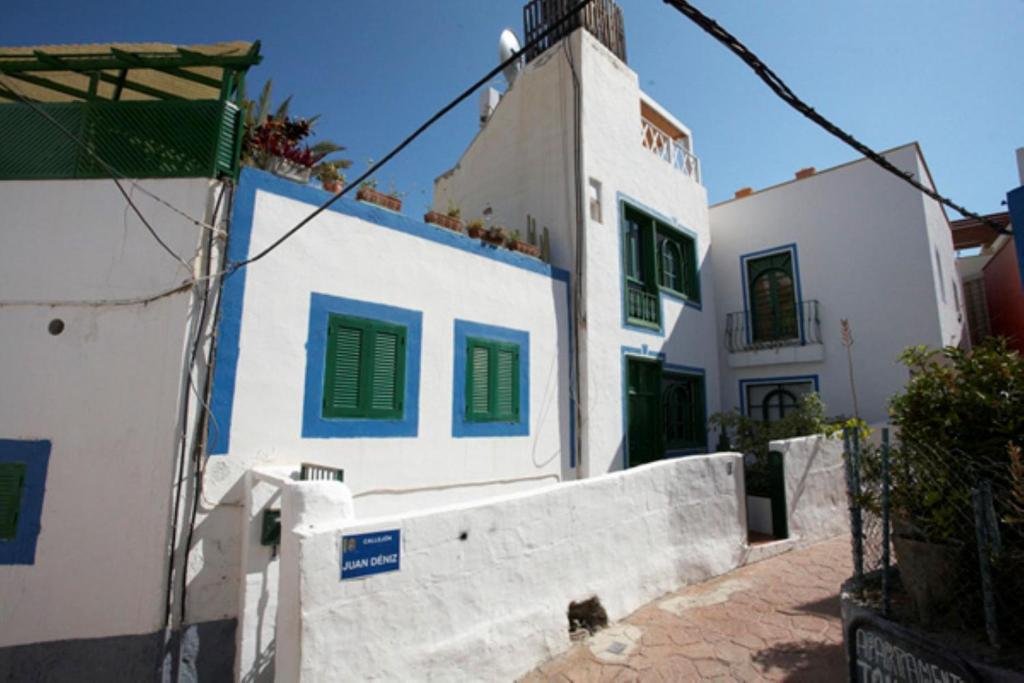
881, 427, 891, 617
972, 482, 1000, 649
844, 428, 864, 585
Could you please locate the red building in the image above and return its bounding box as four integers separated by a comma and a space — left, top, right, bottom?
952, 212, 1024, 352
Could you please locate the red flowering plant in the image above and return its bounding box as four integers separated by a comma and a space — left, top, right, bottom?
241, 81, 351, 179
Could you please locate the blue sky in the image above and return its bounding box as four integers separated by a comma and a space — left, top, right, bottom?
6, 1, 1022, 220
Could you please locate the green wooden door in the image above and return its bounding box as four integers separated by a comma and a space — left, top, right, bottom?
626, 358, 663, 467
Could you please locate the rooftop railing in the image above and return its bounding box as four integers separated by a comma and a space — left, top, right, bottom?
0, 99, 241, 180
724, 300, 822, 353
641, 116, 700, 183
523, 0, 626, 64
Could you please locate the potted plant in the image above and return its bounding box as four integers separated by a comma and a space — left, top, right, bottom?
356, 179, 403, 212
425, 202, 463, 233
508, 230, 541, 257
466, 218, 487, 239
482, 225, 509, 247
241, 81, 351, 184
317, 162, 344, 194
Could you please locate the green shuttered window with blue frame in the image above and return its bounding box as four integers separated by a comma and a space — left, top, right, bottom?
323, 313, 406, 419
465, 337, 520, 422
0, 462, 26, 541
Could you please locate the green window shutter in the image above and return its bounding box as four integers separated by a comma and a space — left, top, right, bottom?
366, 325, 405, 418
466, 338, 520, 422
468, 343, 490, 418
494, 346, 519, 420
323, 314, 406, 419
747, 252, 797, 343
0, 463, 26, 541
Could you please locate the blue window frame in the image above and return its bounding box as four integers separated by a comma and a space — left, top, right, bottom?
452, 320, 529, 437
302, 293, 422, 438
0, 439, 50, 565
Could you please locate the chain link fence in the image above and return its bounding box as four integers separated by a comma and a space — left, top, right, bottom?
844, 428, 1024, 666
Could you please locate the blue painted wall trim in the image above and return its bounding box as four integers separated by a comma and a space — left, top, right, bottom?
302, 293, 422, 438
0, 439, 51, 565
208, 168, 571, 455
619, 345, 709, 469
739, 243, 805, 346
1006, 186, 1024, 289
616, 193, 703, 339
451, 320, 530, 438
738, 374, 820, 416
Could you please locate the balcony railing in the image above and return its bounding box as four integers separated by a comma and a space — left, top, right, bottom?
626, 283, 660, 327
0, 99, 241, 181
641, 117, 701, 183
725, 300, 822, 353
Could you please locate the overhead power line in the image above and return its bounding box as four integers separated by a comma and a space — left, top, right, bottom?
223, 0, 596, 274
662, 0, 1012, 236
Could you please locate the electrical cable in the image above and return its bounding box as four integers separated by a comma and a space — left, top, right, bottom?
661, 0, 1012, 236
219, 0, 596, 275
4, 82, 221, 272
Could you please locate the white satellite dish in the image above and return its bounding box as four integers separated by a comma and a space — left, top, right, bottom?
499, 29, 522, 86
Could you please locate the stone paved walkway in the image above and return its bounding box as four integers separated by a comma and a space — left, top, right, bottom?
523, 536, 851, 682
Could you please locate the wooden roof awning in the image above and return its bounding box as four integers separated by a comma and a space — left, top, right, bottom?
0, 41, 261, 103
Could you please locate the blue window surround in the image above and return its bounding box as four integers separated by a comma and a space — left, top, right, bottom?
452, 320, 530, 438
302, 293, 422, 438
739, 243, 805, 346
0, 439, 50, 565
738, 375, 820, 416
617, 193, 702, 338
207, 169, 576, 465
619, 345, 708, 469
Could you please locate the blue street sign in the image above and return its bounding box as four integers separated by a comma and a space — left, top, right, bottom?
340, 529, 401, 580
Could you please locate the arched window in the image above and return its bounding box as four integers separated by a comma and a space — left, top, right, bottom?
760, 388, 800, 422
747, 251, 798, 343
662, 373, 705, 449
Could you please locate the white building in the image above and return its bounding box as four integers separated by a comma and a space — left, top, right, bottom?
0, 10, 963, 682
709, 144, 963, 426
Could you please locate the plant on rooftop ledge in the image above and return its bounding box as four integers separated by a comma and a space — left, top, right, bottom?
482, 225, 509, 247
466, 219, 486, 239
508, 229, 541, 258
356, 178, 403, 213
317, 162, 345, 194
425, 208, 463, 233
241, 81, 351, 184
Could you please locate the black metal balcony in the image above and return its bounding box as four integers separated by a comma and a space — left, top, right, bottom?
725, 300, 822, 353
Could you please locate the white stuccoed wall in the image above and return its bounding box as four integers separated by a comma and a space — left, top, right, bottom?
710, 144, 960, 424
437, 30, 721, 477
199, 172, 574, 672
0, 178, 216, 646
575, 31, 719, 474
271, 436, 848, 681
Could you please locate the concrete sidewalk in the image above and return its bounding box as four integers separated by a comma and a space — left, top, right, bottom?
523, 536, 851, 682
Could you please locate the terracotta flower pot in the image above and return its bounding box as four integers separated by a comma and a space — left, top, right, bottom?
510, 241, 541, 258
322, 180, 343, 194
466, 224, 487, 239
424, 211, 463, 233
356, 186, 402, 212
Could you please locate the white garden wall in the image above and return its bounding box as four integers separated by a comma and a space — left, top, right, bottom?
772, 434, 849, 544
0, 178, 216, 647
267, 435, 848, 681
281, 452, 746, 682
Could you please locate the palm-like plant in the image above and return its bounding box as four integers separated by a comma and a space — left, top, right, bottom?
241, 81, 352, 179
